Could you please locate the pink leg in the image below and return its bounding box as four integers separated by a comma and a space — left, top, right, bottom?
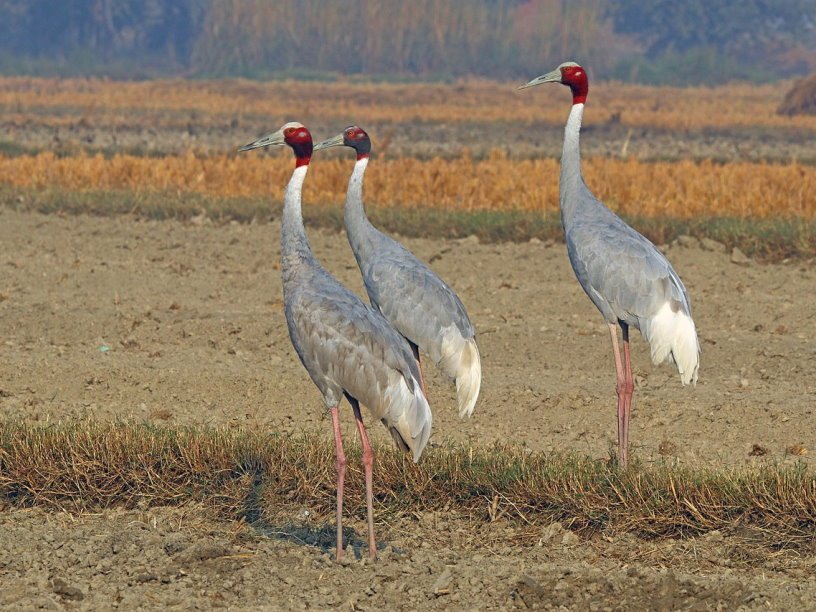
608, 323, 628, 467
349, 397, 377, 560
329, 405, 347, 562
621, 324, 635, 463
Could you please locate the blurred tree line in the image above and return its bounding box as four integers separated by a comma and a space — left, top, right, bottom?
612, 0, 816, 83
0, 0, 813, 83
0, 0, 208, 76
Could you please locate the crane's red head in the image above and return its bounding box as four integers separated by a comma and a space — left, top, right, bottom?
313, 125, 372, 160
343, 126, 372, 160
520, 61, 589, 105
238, 121, 313, 167
559, 63, 588, 104
282, 123, 313, 166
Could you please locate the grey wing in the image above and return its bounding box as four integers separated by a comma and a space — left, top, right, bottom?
288, 283, 418, 397
567, 219, 692, 328
288, 279, 432, 459
362, 237, 475, 347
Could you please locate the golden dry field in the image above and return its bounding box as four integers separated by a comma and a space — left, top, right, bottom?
1, 76, 815, 132
1, 151, 814, 219
3, 76, 815, 257
0, 75, 816, 230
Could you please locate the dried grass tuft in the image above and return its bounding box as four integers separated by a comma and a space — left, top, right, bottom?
1, 421, 813, 547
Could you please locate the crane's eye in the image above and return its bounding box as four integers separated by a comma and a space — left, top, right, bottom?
284, 127, 296, 136
346, 129, 355, 137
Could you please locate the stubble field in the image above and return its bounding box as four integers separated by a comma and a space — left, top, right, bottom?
0, 77, 815, 609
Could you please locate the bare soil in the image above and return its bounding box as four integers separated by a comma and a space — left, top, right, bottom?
1, 208, 815, 609
1, 505, 814, 610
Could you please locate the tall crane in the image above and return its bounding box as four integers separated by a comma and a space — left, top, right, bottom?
239, 122, 432, 560
521, 63, 700, 466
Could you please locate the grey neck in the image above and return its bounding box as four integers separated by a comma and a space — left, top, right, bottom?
344, 157, 377, 260
281, 165, 317, 277
559, 103, 587, 226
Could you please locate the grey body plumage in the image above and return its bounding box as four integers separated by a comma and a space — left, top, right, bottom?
282, 221, 432, 458
315, 127, 481, 418
562, 164, 694, 334
279, 162, 432, 462
346, 161, 475, 350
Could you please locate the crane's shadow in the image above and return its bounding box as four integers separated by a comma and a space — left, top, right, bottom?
239, 461, 397, 560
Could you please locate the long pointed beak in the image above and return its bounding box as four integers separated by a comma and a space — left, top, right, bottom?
518, 68, 562, 90
313, 133, 345, 151
238, 129, 285, 152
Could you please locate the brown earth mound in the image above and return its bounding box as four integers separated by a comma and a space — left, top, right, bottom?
778, 73, 816, 115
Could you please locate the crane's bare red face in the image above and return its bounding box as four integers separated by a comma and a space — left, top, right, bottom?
284, 126, 312, 146
279, 124, 313, 166
343, 126, 367, 143
560, 64, 588, 104
343, 125, 372, 159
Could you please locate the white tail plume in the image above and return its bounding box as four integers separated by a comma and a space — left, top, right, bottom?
381, 375, 432, 462
438, 332, 481, 418
642, 301, 700, 385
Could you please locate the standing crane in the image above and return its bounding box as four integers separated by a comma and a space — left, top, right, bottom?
239, 122, 432, 561
520, 63, 699, 466
314, 126, 481, 418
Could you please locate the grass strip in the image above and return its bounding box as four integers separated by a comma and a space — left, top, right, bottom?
2, 186, 815, 261
0, 421, 813, 547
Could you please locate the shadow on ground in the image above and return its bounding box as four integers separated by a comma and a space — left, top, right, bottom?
238, 461, 392, 560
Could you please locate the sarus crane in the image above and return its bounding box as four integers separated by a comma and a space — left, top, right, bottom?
520, 63, 700, 466
314, 126, 481, 418
239, 122, 432, 560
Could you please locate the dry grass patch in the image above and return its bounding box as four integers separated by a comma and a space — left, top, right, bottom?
2, 151, 815, 219
1, 77, 815, 133
3, 185, 815, 261
0, 421, 813, 548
